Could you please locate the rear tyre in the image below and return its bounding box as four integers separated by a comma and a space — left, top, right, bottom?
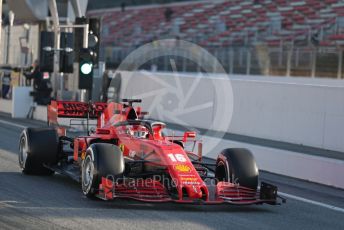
18, 128, 59, 175
215, 148, 258, 190
81, 143, 124, 198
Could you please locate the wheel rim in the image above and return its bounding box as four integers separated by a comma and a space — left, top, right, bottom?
82, 155, 94, 194
19, 137, 28, 169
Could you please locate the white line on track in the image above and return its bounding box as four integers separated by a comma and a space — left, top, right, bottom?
1, 118, 344, 213
0, 119, 27, 129
279, 192, 344, 213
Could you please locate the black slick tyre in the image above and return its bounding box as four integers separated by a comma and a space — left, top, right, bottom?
81, 143, 124, 198
18, 128, 59, 175
215, 148, 259, 190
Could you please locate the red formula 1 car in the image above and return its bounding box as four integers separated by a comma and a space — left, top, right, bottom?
19, 99, 284, 205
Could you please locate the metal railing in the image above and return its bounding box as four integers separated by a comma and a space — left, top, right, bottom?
105, 45, 344, 79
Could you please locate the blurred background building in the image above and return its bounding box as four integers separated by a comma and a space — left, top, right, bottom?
1, 0, 344, 102
1, 0, 88, 66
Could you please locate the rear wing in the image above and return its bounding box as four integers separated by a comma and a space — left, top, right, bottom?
47, 100, 107, 125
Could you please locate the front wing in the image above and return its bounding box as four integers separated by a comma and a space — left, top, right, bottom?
96, 177, 285, 205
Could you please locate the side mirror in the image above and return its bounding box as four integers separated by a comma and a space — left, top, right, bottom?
183, 131, 196, 142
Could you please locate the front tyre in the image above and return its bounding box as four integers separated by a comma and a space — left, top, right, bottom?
81, 153, 97, 198
215, 148, 259, 190
81, 143, 125, 198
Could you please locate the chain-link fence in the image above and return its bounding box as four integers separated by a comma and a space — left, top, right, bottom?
105, 45, 344, 79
